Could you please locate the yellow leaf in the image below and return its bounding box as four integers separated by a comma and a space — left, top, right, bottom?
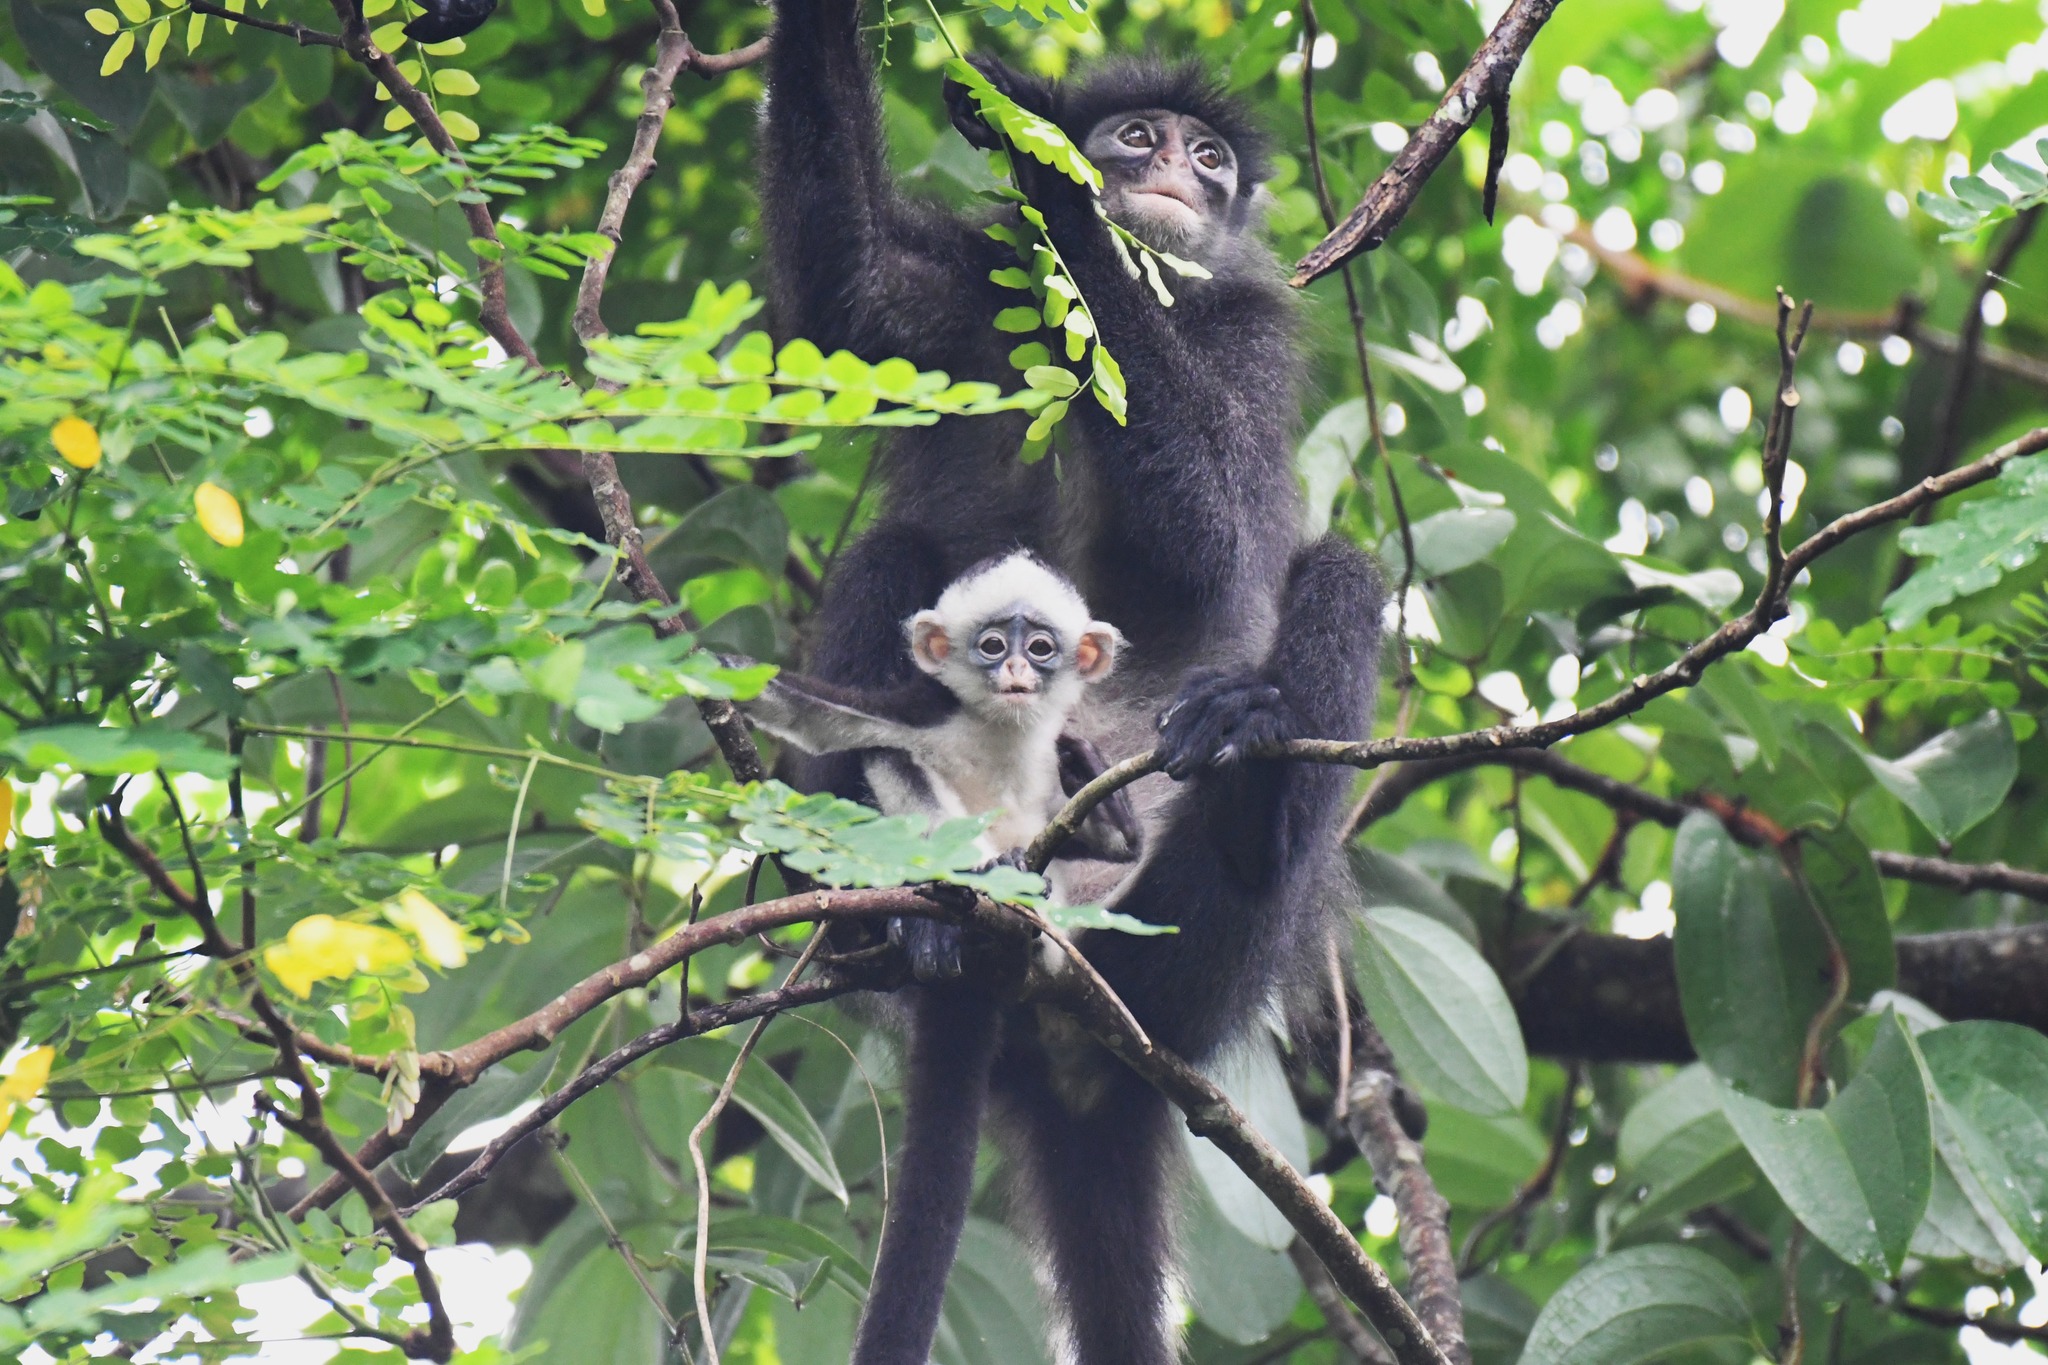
113, 0, 149, 21
187, 11, 205, 47
50, 416, 101, 469
396, 59, 421, 81
432, 68, 479, 96
383, 104, 415, 131
193, 481, 244, 547
441, 110, 480, 141
263, 915, 414, 998
420, 36, 464, 53
0, 778, 14, 846
84, 7, 119, 33
144, 17, 170, 68
100, 29, 135, 76
362, 0, 394, 14
581, 0, 604, 14
0, 1045, 57, 1132
386, 889, 476, 969
370, 20, 407, 50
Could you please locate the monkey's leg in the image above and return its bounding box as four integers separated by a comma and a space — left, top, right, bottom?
1009, 1065, 1181, 1365
850, 986, 1001, 1365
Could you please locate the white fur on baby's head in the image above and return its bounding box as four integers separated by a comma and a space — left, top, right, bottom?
904, 552, 1113, 655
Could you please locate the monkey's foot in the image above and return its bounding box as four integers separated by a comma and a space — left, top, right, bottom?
1156, 668, 1295, 779
889, 916, 966, 982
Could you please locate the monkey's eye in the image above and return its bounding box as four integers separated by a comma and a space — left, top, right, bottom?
1026, 633, 1058, 663
1193, 141, 1223, 171
976, 631, 1008, 660
1117, 121, 1155, 149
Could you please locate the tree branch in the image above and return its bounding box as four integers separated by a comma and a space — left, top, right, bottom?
1568, 225, 2048, 390
1292, 0, 1560, 285
187, 0, 342, 47
564, 0, 770, 781
323, 0, 536, 370
1921, 204, 2042, 490
1030, 426, 2048, 844
1289, 1239, 1398, 1365
1344, 1066, 1467, 1365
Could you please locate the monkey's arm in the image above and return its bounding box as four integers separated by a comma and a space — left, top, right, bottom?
760, 0, 1001, 366
741, 670, 959, 758
1052, 733, 1142, 861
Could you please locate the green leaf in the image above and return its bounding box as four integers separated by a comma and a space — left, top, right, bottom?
1179, 1178, 1300, 1344
3, 723, 232, 778
431, 68, 479, 96
944, 59, 1101, 191
1919, 1022, 2048, 1258
1717, 1011, 1933, 1277
1886, 459, 2048, 626
1183, 1036, 1310, 1250
1610, 1065, 1755, 1235
112, 0, 148, 23
1296, 397, 1366, 539
666, 1036, 850, 1205
993, 306, 1042, 333
1517, 1244, 1754, 1365
100, 28, 134, 75
1862, 709, 2016, 842
1351, 904, 1528, 1115
1383, 507, 1517, 579
1670, 813, 1832, 1106
84, 6, 117, 31
1792, 828, 1894, 1000
388, 1062, 548, 1184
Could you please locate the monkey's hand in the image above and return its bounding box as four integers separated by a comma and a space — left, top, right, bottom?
889, 916, 966, 982
1155, 668, 1297, 780
942, 55, 1050, 153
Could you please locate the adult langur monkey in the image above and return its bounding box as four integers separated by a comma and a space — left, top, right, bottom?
759, 10, 1385, 1362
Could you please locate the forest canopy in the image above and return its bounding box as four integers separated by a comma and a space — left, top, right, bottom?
2, 0, 2047, 1361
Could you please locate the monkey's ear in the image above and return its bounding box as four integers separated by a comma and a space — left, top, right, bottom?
909, 612, 951, 675
1075, 624, 1121, 682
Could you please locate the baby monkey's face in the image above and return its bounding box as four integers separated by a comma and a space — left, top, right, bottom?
911, 601, 1120, 726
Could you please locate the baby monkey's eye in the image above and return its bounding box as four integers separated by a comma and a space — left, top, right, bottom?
976, 631, 1008, 659
1026, 633, 1058, 662
1118, 121, 1155, 149
1193, 141, 1222, 170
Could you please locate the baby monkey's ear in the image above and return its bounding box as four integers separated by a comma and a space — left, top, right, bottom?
909, 611, 952, 675
1074, 623, 1123, 682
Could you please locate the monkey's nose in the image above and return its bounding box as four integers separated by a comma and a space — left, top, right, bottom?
998, 659, 1038, 691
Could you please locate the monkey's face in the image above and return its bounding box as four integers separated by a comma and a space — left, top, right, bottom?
911, 607, 1120, 726
1083, 109, 1240, 252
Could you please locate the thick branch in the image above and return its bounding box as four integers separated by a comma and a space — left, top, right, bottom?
1510, 919, 2048, 1062
1344, 1068, 1467, 1365
1292, 0, 1560, 284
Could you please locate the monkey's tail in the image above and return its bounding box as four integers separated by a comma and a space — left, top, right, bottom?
849, 985, 1002, 1365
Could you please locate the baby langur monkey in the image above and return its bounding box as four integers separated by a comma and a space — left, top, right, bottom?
740, 552, 1139, 969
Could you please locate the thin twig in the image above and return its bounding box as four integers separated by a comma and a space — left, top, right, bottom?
1033, 426, 2048, 841
1289, 1239, 1397, 1364
688, 930, 827, 1365
187, 0, 342, 46
1457, 1062, 1581, 1271
1925, 205, 2041, 487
